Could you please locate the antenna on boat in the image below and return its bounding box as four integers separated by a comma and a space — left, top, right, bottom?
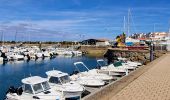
29, 73, 32, 77
24, 73, 25, 78
53, 67, 55, 70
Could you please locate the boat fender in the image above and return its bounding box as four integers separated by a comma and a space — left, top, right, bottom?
44, 91, 51, 94
33, 96, 40, 99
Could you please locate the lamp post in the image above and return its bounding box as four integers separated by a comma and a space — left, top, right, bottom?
150, 39, 154, 62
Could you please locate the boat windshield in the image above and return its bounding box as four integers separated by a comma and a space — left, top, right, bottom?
24, 84, 33, 94
98, 60, 107, 67
59, 75, 70, 84
49, 76, 61, 84
42, 81, 50, 91
33, 83, 44, 94
75, 63, 89, 72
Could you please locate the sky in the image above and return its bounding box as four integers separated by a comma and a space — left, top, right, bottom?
0, 0, 170, 41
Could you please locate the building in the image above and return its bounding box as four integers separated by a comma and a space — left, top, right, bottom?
96, 39, 110, 46
150, 32, 168, 41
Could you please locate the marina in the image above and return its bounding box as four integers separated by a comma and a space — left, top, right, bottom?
0, 54, 103, 99
1, 0, 170, 100
0, 44, 155, 100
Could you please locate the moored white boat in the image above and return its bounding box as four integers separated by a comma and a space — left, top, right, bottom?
70, 74, 105, 87
97, 59, 128, 76
73, 62, 113, 81
46, 70, 85, 99
6, 76, 62, 100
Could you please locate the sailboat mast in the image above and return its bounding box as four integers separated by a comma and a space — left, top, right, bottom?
15, 30, 18, 46
123, 16, 126, 33
169, 27, 170, 38
127, 9, 130, 37
1, 30, 4, 46
15, 30, 17, 42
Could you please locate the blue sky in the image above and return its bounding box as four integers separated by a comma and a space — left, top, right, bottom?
0, 0, 170, 41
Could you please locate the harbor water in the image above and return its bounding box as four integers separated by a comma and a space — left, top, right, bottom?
0, 55, 104, 99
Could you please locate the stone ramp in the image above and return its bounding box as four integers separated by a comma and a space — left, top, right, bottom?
111, 53, 170, 100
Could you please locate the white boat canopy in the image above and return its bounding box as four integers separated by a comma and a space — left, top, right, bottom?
46, 70, 68, 77
21, 76, 48, 85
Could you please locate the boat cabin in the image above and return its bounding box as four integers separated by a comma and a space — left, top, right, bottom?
46, 70, 70, 85
21, 76, 51, 94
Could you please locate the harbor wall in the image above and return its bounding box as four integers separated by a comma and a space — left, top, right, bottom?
79, 45, 109, 57
104, 48, 166, 65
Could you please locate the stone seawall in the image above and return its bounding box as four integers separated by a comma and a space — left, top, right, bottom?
104, 48, 166, 65
79, 46, 109, 57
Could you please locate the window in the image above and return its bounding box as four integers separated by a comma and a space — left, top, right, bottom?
33, 83, 43, 94
60, 75, 70, 84
24, 84, 33, 94
42, 81, 50, 91
49, 77, 61, 84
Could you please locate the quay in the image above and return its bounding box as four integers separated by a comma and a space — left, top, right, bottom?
84, 52, 170, 100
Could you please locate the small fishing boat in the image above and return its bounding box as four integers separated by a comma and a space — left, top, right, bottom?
97, 59, 128, 76
6, 76, 62, 100
73, 62, 113, 81
46, 70, 85, 99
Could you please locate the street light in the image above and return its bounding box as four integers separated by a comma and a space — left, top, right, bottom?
150, 38, 154, 62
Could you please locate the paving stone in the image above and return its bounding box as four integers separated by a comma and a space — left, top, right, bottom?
111, 54, 170, 100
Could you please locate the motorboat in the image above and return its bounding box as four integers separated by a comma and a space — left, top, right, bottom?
126, 61, 142, 66
34, 52, 43, 58
55, 48, 66, 55
73, 62, 113, 81
110, 61, 136, 71
46, 70, 85, 99
72, 51, 82, 56
42, 51, 51, 57
96, 59, 128, 76
118, 57, 142, 66
64, 50, 73, 56
70, 74, 105, 87
6, 76, 62, 100
118, 57, 142, 67
7, 52, 24, 61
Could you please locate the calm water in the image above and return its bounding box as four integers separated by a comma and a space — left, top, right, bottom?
0, 55, 104, 99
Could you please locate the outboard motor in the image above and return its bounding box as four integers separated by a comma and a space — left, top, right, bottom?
35, 55, 38, 59
1, 52, 8, 61
27, 54, 30, 61
70, 70, 79, 76
6, 86, 16, 94
42, 54, 45, 59
50, 53, 53, 58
